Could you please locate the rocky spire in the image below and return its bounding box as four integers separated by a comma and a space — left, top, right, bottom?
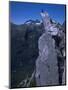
35, 11, 59, 86
40, 11, 59, 36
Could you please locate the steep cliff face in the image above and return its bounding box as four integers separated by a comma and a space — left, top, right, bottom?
35, 11, 59, 86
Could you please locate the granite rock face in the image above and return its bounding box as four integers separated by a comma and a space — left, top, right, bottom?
35, 33, 59, 86
35, 11, 59, 86
40, 11, 59, 36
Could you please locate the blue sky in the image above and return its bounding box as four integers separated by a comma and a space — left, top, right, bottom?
9, 1, 66, 25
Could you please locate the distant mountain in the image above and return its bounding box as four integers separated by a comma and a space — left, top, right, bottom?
24, 19, 41, 25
